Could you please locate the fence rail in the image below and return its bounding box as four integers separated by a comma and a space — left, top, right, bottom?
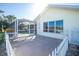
5, 32, 14, 56
56, 37, 68, 56
51, 36, 68, 56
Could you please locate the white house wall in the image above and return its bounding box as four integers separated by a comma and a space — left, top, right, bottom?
36, 6, 79, 40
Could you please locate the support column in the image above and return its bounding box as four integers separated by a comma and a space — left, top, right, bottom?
16, 19, 18, 36
15, 20, 16, 36
29, 24, 30, 34
34, 24, 35, 35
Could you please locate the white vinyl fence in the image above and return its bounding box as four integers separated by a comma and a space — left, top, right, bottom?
5, 32, 14, 56
51, 36, 68, 56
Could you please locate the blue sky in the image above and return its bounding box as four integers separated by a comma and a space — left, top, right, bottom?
0, 3, 47, 20
0, 3, 33, 20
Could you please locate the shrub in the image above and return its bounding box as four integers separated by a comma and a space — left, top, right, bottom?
0, 32, 5, 45
5, 28, 15, 32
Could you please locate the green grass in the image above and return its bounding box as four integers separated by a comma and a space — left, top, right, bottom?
0, 32, 5, 45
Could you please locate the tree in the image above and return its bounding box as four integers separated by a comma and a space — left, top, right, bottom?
0, 10, 4, 32
0, 10, 16, 32
5, 15, 16, 24
0, 10, 4, 21
0, 10, 4, 14
0, 20, 9, 32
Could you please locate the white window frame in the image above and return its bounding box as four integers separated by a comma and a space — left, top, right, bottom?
43, 20, 63, 33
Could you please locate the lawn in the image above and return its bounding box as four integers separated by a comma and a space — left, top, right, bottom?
0, 32, 7, 56
0, 32, 5, 45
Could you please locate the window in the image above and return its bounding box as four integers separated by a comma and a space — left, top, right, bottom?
43, 20, 63, 33
43, 22, 48, 32
56, 20, 63, 33
49, 21, 54, 32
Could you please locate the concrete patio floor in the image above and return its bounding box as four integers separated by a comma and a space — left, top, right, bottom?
10, 35, 62, 56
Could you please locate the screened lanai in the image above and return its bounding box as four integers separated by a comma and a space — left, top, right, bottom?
15, 19, 36, 37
